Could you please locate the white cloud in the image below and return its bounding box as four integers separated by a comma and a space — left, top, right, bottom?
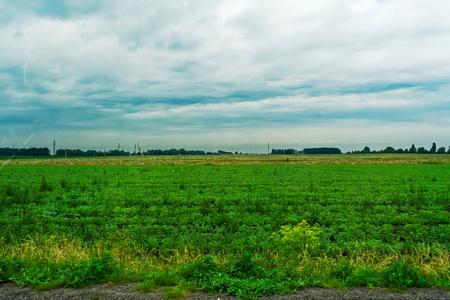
124, 87, 442, 121
0, 0, 449, 150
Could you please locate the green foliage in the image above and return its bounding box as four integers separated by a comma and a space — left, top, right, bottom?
332, 261, 354, 282
180, 253, 299, 300
347, 267, 381, 288
271, 220, 321, 257
1, 161, 449, 293
60, 251, 117, 288
1, 164, 449, 255
7, 251, 118, 289
136, 281, 156, 293
146, 269, 180, 287
0, 258, 24, 283
10, 264, 58, 287
229, 251, 264, 279
39, 176, 53, 192
381, 261, 428, 290
163, 286, 187, 299
33, 281, 62, 291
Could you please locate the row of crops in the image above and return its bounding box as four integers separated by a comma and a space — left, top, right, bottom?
1, 164, 449, 255
1, 159, 449, 297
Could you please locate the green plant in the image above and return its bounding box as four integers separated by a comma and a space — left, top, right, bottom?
0, 258, 24, 283
179, 254, 299, 300
333, 261, 354, 282
271, 220, 322, 257
33, 281, 62, 291
147, 269, 180, 286
346, 267, 380, 288
136, 281, 156, 293
10, 265, 58, 287
229, 251, 263, 279
382, 261, 428, 290
39, 176, 53, 192
163, 286, 187, 299
180, 255, 219, 284
60, 251, 118, 288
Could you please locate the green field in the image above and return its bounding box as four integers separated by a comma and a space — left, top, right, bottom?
1, 154, 449, 298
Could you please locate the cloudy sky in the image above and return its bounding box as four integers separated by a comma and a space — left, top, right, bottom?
1, 0, 449, 153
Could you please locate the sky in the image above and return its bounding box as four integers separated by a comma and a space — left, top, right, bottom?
1, 0, 449, 153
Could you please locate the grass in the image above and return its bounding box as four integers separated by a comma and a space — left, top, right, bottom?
0, 154, 449, 296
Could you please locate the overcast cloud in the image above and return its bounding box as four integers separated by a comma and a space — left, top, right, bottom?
1, 0, 449, 153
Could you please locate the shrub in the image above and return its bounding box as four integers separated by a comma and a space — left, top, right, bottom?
271, 220, 322, 257
347, 267, 381, 288
229, 251, 264, 279
179, 253, 300, 300
60, 251, 118, 288
381, 261, 428, 290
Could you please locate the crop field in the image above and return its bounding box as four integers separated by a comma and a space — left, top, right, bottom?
0, 154, 449, 298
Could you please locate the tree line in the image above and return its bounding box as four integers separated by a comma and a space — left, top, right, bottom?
271, 147, 342, 154
0, 147, 50, 157
350, 143, 450, 154
0, 147, 234, 157
1, 142, 449, 157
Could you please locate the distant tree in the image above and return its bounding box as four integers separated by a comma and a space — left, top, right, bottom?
396, 148, 404, 153
303, 147, 342, 154
218, 150, 232, 155
447, 147, 450, 154
417, 147, 428, 154
361, 146, 371, 154
409, 144, 417, 153
271, 149, 298, 155
383, 146, 395, 153
430, 142, 437, 153
436, 146, 446, 154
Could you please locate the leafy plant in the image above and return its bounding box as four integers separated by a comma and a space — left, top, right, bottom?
136, 281, 156, 293
146, 269, 180, 287
382, 261, 428, 290
347, 267, 381, 288
271, 220, 322, 257
60, 251, 118, 288
180, 255, 219, 284
163, 286, 187, 299
179, 253, 299, 300
229, 251, 264, 279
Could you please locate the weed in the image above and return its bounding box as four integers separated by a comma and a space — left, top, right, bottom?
347, 267, 380, 288
163, 286, 187, 299
382, 261, 428, 290
136, 281, 155, 293
271, 220, 322, 258
146, 269, 180, 286
33, 281, 61, 291
39, 177, 53, 192
60, 251, 118, 288
229, 251, 264, 279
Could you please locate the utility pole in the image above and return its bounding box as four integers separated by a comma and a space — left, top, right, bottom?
53, 140, 56, 156
268, 142, 270, 155
12, 144, 15, 158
